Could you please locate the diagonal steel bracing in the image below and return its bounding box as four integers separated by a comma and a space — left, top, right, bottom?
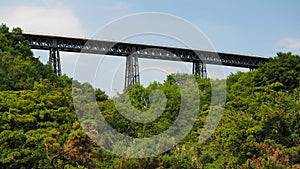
193, 61, 207, 78
49, 48, 61, 76
125, 54, 140, 88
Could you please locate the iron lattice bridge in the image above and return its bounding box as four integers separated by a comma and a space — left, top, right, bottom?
23, 33, 270, 88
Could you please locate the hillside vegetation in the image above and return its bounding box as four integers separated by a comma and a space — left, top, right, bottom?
0, 24, 299, 168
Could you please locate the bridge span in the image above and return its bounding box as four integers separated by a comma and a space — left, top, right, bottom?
23, 33, 270, 87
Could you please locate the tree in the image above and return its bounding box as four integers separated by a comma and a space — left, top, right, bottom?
254, 52, 300, 91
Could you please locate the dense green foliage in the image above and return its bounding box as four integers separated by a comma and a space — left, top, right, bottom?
0, 24, 299, 168
0, 25, 58, 91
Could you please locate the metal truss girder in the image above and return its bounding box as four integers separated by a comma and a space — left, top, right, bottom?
23, 33, 269, 69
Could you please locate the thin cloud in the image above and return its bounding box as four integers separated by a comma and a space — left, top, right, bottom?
0, 4, 87, 69
0, 5, 86, 37
102, 2, 130, 11
279, 38, 300, 50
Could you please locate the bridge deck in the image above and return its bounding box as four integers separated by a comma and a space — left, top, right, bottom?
23, 33, 269, 69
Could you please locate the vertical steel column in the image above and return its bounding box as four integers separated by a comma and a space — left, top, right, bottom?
192, 61, 207, 78
49, 48, 62, 76
56, 49, 61, 76
125, 54, 140, 88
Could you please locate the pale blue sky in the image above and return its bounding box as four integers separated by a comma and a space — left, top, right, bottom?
1, 0, 300, 95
